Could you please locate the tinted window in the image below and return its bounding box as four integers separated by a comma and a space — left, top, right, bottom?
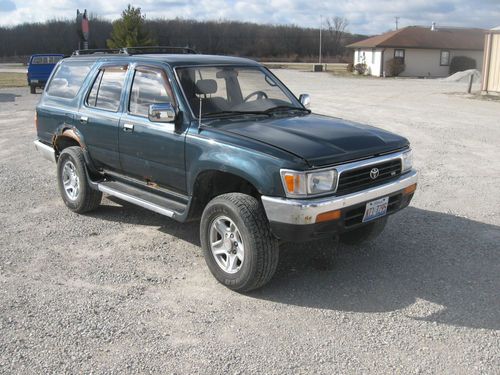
87, 70, 103, 107
87, 67, 126, 112
46, 61, 92, 99
129, 69, 174, 117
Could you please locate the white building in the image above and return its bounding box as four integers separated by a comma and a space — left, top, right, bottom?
481, 26, 500, 94
347, 25, 485, 77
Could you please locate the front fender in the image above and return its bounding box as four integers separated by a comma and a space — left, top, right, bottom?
185, 131, 300, 197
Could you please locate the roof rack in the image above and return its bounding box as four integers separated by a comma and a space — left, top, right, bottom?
72, 49, 121, 56
120, 46, 198, 55
71, 46, 198, 57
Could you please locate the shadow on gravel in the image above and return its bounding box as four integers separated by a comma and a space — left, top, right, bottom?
0, 93, 21, 103
251, 207, 500, 331
87, 196, 200, 246
88, 198, 499, 330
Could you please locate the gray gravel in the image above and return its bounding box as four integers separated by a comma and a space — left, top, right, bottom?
0, 72, 499, 374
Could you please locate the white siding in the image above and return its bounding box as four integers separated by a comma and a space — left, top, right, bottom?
382, 48, 484, 77
482, 33, 500, 93
354, 48, 383, 76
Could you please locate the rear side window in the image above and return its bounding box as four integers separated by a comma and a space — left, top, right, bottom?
129, 69, 174, 117
46, 61, 92, 99
86, 66, 127, 112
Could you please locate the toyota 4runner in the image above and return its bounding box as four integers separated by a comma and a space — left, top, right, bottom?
34, 47, 417, 291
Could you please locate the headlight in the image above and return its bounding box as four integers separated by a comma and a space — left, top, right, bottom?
401, 149, 413, 172
281, 169, 337, 197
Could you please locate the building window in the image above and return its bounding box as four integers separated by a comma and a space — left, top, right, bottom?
394, 49, 405, 62
372, 48, 376, 64
440, 50, 450, 66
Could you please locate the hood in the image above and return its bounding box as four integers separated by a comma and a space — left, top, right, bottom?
211, 114, 409, 167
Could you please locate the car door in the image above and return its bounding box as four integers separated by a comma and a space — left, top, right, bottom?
118, 64, 186, 193
77, 64, 128, 171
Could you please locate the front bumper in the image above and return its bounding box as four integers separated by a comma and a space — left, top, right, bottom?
261, 169, 417, 241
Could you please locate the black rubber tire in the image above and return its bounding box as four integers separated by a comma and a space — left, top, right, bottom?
340, 217, 388, 245
57, 146, 102, 213
30, 85, 36, 94
200, 193, 279, 292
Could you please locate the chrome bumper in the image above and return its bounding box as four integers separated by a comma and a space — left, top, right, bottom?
34, 140, 56, 163
261, 169, 418, 225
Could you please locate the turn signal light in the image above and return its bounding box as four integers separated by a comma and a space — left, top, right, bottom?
284, 174, 300, 193
403, 183, 417, 195
316, 209, 341, 223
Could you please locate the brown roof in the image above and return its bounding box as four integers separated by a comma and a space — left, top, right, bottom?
347, 26, 485, 50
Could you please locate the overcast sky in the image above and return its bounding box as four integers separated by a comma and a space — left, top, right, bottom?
0, 0, 499, 34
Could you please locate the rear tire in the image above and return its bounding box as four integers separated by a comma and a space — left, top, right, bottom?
57, 146, 102, 213
30, 85, 36, 94
340, 217, 388, 245
200, 193, 279, 292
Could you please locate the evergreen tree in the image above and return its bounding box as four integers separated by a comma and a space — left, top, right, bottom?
107, 5, 155, 48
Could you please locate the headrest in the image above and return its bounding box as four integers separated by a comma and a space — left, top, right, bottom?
195, 79, 217, 95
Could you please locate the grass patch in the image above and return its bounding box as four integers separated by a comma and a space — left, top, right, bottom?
0, 72, 27, 88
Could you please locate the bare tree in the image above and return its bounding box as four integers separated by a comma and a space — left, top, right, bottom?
326, 17, 349, 57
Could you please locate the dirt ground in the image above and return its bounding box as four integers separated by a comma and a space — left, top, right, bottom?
0, 71, 499, 374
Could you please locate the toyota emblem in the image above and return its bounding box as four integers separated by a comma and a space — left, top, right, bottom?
370, 168, 379, 180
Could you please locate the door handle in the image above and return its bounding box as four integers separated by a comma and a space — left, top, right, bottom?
123, 123, 134, 132
79, 116, 88, 124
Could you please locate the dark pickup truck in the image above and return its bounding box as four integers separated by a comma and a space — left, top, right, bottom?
34, 48, 417, 291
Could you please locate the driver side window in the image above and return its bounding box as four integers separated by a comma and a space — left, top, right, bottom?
129, 68, 174, 117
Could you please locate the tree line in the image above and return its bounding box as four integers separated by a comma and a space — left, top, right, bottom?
0, 16, 366, 62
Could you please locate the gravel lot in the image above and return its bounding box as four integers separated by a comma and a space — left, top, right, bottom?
0, 71, 499, 374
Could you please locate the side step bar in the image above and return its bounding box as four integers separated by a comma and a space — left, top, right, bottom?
95, 180, 188, 219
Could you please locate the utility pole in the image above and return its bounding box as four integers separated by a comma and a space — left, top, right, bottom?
319, 15, 322, 65
395, 16, 400, 30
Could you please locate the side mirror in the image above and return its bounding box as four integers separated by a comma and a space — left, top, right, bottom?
148, 103, 176, 123
299, 94, 311, 109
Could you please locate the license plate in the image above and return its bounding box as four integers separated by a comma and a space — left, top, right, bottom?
31, 79, 39, 83
362, 197, 389, 222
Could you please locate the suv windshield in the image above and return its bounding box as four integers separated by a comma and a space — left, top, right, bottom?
176, 66, 303, 117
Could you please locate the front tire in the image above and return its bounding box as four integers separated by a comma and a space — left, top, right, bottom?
57, 146, 102, 213
200, 193, 279, 292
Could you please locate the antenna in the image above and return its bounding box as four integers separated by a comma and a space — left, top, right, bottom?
395, 16, 400, 30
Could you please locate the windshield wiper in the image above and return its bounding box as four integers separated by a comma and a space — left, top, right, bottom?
203, 110, 271, 118
264, 105, 311, 114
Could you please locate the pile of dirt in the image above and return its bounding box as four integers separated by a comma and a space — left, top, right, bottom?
443, 69, 481, 83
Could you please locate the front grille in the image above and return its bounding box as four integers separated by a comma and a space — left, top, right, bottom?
344, 194, 402, 227
336, 159, 402, 195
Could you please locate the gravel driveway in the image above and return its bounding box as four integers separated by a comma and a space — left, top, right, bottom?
0, 71, 499, 374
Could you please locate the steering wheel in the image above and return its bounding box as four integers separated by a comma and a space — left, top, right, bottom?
243, 90, 268, 102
